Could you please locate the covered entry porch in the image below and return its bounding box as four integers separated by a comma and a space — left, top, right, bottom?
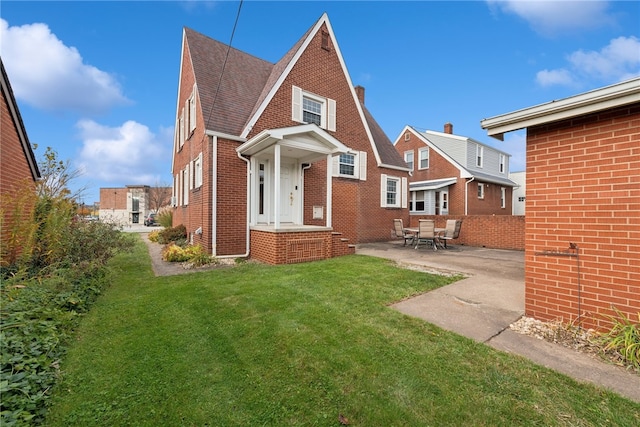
237, 124, 355, 264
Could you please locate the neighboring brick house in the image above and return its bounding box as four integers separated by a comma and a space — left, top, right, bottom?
393, 123, 516, 216
98, 185, 171, 226
171, 13, 408, 264
481, 77, 640, 330
1, 58, 41, 260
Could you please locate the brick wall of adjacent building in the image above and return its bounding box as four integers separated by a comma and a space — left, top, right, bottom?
525, 103, 640, 330
1, 87, 38, 260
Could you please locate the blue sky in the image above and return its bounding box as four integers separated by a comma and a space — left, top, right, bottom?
2, 1, 639, 204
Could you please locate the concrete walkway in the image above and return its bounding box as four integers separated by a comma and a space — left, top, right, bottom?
356, 241, 640, 403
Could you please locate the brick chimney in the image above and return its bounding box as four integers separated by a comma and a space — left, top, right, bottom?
355, 85, 365, 104
444, 122, 453, 134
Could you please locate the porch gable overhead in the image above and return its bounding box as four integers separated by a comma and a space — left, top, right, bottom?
237, 123, 350, 163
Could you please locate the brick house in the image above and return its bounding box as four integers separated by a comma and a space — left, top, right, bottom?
481, 77, 640, 330
393, 123, 517, 217
1, 58, 41, 259
98, 185, 171, 226
171, 13, 409, 264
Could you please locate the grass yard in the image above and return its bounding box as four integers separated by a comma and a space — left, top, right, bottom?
45, 237, 640, 426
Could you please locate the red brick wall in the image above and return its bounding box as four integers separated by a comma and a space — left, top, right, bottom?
409, 215, 525, 250
394, 128, 512, 215
525, 103, 640, 330
251, 229, 332, 264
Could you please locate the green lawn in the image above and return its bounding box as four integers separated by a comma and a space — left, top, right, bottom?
46, 238, 640, 426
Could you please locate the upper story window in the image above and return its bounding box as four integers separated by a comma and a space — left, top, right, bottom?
419, 147, 429, 169
476, 144, 484, 168
404, 151, 414, 171
339, 153, 355, 176
292, 86, 336, 131
499, 153, 505, 173
303, 97, 322, 126
189, 85, 197, 133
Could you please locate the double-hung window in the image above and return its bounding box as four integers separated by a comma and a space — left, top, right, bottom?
292, 85, 336, 131
302, 97, 322, 126
404, 151, 414, 171
193, 153, 202, 189
380, 174, 407, 208
332, 151, 367, 180
419, 147, 429, 169
476, 144, 483, 168
477, 183, 484, 199
499, 153, 505, 173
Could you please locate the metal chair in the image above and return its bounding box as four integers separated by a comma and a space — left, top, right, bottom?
415, 219, 437, 250
393, 219, 415, 246
439, 219, 462, 249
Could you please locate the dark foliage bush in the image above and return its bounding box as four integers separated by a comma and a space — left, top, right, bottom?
157, 224, 187, 245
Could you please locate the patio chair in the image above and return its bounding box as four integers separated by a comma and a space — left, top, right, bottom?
415, 219, 438, 250
439, 219, 462, 248
393, 219, 415, 246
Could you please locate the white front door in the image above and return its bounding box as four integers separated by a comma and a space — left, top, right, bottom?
279, 162, 296, 223
440, 190, 449, 215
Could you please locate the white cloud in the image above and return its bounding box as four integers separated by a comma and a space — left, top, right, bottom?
76, 120, 171, 185
535, 68, 575, 87
0, 18, 130, 114
536, 36, 640, 87
487, 0, 614, 36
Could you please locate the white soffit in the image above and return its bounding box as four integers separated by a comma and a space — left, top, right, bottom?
481, 77, 640, 140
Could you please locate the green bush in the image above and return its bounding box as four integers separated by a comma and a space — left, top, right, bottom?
597, 308, 640, 371
161, 243, 213, 265
157, 224, 187, 245
1, 189, 134, 426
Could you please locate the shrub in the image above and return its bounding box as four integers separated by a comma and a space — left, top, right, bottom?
158, 224, 187, 245
148, 229, 161, 243
156, 209, 173, 228
162, 243, 213, 265
597, 308, 640, 372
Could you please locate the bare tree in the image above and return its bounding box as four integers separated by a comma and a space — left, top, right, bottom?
35, 146, 87, 201
148, 180, 172, 212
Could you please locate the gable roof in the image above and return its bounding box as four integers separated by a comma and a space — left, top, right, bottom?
400, 125, 516, 187
481, 77, 640, 140
182, 14, 406, 171
1, 59, 40, 181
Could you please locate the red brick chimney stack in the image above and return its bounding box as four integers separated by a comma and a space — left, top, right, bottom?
444, 122, 453, 134
355, 85, 365, 104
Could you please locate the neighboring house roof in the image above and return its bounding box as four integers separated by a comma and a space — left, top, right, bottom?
402, 125, 517, 187
1, 58, 40, 181
481, 77, 640, 140
182, 13, 406, 170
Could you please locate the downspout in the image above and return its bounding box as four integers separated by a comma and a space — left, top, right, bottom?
464, 176, 475, 216
215, 151, 251, 259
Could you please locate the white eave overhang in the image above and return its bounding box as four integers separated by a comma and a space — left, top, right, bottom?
409, 178, 457, 191
481, 77, 640, 141
237, 123, 350, 163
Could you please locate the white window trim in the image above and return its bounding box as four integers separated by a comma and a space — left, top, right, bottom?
418, 147, 429, 170
499, 153, 505, 174
478, 183, 484, 199
292, 85, 336, 131
380, 174, 407, 208
476, 144, 483, 168
404, 150, 414, 171
501, 187, 506, 208
194, 152, 203, 188
332, 151, 367, 181
183, 166, 189, 206
189, 85, 197, 133
179, 109, 185, 148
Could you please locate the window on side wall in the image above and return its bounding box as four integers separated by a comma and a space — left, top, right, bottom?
499, 153, 505, 173
193, 153, 203, 188
409, 191, 425, 213
501, 187, 506, 208
477, 183, 484, 199
380, 174, 407, 208
404, 151, 414, 171
419, 147, 429, 169
332, 151, 367, 180
476, 144, 483, 168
